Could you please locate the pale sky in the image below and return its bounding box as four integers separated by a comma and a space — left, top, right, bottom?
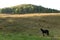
0, 0, 60, 10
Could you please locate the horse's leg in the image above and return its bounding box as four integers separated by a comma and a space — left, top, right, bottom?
43, 33, 45, 36
46, 32, 49, 36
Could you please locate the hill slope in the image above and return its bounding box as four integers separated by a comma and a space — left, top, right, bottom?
0, 4, 60, 14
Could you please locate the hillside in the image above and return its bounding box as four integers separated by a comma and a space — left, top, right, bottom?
0, 4, 60, 14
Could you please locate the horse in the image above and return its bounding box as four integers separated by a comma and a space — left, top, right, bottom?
40, 28, 49, 36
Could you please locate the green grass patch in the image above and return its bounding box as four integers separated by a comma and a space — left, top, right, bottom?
0, 32, 53, 40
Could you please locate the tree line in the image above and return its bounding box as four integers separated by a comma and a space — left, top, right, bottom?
0, 4, 60, 14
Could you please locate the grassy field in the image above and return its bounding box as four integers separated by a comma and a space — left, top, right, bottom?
0, 13, 60, 40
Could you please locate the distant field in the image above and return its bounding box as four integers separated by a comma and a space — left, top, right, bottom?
0, 13, 60, 40
0, 13, 60, 18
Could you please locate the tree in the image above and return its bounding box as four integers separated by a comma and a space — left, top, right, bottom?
1, 8, 13, 13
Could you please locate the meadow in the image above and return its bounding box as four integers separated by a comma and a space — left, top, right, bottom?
0, 13, 60, 40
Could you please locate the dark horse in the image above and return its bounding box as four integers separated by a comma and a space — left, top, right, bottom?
40, 28, 49, 36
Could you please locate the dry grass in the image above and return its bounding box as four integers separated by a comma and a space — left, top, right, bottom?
0, 13, 60, 18
0, 13, 60, 40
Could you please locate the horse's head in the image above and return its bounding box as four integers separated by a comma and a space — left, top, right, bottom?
40, 28, 43, 31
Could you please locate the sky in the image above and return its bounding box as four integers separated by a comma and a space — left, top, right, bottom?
0, 0, 60, 10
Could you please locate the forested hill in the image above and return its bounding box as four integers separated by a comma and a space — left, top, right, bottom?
0, 4, 60, 14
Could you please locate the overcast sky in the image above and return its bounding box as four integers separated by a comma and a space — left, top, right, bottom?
0, 0, 60, 10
